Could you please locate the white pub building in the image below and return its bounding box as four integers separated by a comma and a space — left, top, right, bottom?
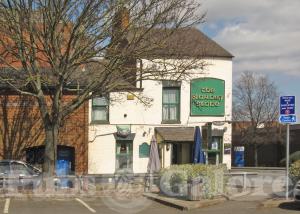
88, 27, 233, 175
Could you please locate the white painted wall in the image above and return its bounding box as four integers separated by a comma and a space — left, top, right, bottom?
88, 57, 232, 174
88, 125, 155, 174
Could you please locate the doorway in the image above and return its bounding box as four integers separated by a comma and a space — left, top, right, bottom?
206, 136, 223, 165
171, 143, 192, 165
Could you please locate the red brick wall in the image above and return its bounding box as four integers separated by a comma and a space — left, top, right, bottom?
0, 94, 88, 174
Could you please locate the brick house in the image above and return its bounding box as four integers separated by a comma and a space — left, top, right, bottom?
0, 72, 89, 174
0, 20, 91, 174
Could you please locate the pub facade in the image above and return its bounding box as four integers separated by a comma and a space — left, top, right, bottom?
88, 28, 233, 175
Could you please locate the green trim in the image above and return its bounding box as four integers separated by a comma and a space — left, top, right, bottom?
91, 96, 109, 123
116, 152, 133, 157
115, 140, 133, 171
162, 86, 181, 123
162, 80, 181, 87
203, 136, 223, 164
161, 120, 181, 124
206, 150, 221, 154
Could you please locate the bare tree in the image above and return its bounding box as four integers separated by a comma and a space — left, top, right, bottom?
0, 0, 206, 176
0, 94, 43, 160
233, 71, 281, 166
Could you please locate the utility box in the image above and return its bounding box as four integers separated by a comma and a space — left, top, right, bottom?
234, 146, 245, 167
56, 160, 71, 188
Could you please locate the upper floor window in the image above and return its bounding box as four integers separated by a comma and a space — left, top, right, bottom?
92, 96, 109, 123
162, 81, 181, 123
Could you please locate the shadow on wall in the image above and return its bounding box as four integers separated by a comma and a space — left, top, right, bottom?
0, 94, 88, 174
0, 95, 43, 160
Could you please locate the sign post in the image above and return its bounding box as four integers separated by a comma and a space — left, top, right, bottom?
279, 96, 296, 200
286, 124, 290, 200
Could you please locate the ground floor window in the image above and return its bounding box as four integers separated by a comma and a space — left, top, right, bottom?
115, 140, 133, 171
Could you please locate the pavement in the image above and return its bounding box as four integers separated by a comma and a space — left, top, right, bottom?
260, 198, 295, 208
0, 169, 299, 213
143, 192, 227, 210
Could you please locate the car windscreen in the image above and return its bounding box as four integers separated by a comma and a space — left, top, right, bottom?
26, 164, 42, 175
10, 162, 33, 176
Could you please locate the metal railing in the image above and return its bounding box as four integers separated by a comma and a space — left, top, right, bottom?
0, 175, 96, 196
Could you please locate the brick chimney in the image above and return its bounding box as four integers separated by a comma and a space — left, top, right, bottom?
112, 7, 130, 41
110, 7, 137, 86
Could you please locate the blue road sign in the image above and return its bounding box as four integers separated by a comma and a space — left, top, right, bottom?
279, 115, 297, 123
280, 96, 295, 115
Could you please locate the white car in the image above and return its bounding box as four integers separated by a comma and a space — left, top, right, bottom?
294, 181, 300, 202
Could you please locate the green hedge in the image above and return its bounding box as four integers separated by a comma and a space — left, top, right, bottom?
159, 164, 228, 199
290, 160, 300, 184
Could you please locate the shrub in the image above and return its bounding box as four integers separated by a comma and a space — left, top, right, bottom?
290, 160, 300, 184
159, 164, 228, 199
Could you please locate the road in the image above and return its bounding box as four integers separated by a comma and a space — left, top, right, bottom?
0, 196, 299, 214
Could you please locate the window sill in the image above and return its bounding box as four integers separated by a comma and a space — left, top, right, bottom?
90, 121, 110, 125
161, 120, 181, 124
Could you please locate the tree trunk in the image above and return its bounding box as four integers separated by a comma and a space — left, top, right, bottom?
254, 144, 258, 167
43, 123, 59, 177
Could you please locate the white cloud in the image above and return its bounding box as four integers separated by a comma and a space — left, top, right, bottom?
200, 0, 300, 77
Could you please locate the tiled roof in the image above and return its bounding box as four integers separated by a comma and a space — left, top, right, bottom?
0, 62, 139, 91
128, 27, 233, 58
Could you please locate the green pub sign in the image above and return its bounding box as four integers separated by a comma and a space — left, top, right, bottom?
191, 78, 225, 116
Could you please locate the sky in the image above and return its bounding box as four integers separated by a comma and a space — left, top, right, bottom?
198, 0, 300, 119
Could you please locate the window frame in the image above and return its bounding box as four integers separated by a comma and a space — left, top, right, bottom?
91, 96, 109, 124
115, 140, 133, 171
162, 86, 181, 124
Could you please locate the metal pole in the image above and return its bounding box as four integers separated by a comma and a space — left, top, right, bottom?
286, 124, 290, 200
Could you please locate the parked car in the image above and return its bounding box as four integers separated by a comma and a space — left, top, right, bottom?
294, 181, 300, 202
0, 160, 42, 189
